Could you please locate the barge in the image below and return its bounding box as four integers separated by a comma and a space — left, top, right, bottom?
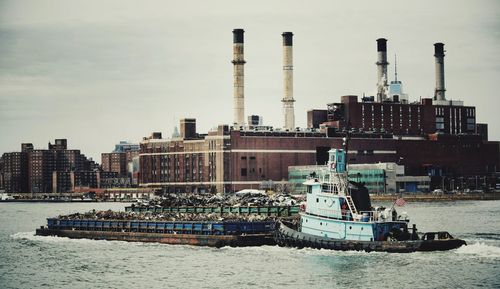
36, 218, 276, 247
275, 148, 467, 253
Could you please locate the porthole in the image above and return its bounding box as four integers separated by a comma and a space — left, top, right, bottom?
349, 226, 352, 230
361, 227, 363, 231
320, 222, 322, 225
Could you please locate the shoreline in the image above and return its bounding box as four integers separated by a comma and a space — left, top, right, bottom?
2, 193, 500, 203
370, 193, 500, 202
0, 199, 131, 203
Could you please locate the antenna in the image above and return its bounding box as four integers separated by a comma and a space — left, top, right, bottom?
394, 54, 398, 82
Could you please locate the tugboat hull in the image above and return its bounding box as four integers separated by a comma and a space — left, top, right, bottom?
275, 221, 466, 253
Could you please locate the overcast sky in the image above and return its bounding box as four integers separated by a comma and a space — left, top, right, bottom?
1, 0, 499, 161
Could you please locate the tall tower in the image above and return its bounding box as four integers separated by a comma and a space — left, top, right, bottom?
376, 38, 389, 102
434, 42, 446, 101
282, 32, 295, 130
232, 29, 246, 128
389, 55, 409, 104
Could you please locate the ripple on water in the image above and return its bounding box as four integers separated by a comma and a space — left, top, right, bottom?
1, 202, 499, 289
455, 242, 500, 259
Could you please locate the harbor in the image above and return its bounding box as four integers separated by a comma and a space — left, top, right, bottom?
370, 192, 500, 202
2, 190, 499, 203
2, 200, 499, 288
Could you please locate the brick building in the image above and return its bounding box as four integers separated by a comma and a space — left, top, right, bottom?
308, 95, 478, 137
1, 152, 28, 193
140, 123, 230, 193
101, 141, 140, 187
101, 153, 127, 177
0, 139, 95, 194
139, 117, 499, 193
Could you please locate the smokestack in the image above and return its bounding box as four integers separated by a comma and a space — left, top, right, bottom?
282, 32, 295, 130
376, 38, 389, 102
232, 29, 246, 128
434, 42, 446, 101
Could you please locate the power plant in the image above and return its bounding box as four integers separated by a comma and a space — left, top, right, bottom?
135, 30, 499, 193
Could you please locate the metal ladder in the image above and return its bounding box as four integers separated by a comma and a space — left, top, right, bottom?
345, 195, 358, 215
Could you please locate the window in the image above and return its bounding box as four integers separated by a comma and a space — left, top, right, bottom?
467, 118, 475, 131
240, 168, 247, 177
436, 116, 445, 130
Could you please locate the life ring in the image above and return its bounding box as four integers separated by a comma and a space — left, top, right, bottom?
330, 162, 336, 170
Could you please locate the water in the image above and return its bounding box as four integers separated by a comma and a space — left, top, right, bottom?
1, 201, 499, 289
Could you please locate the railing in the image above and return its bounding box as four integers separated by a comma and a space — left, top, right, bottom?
304, 210, 358, 222
358, 211, 376, 222
321, 184, 340, 194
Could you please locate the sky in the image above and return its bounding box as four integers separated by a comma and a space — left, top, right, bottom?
1, 0, 499, 161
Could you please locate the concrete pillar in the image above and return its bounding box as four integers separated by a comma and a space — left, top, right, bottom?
376, 38, 389, 102
70, 171, 75, 192
282, 32, 295, 130
52, 171, 57, 194
232, 29, 246, 128
434, 43, 446, 101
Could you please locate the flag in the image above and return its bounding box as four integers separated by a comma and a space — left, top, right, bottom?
395, 197, 406, 207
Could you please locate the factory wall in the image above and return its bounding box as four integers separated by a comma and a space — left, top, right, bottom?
322, 95, 476, 136
139, 126, 499, 193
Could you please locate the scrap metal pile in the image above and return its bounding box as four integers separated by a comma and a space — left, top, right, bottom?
57, 193, 300, 223
134, 192, 298, 208
59, 209, 278, 222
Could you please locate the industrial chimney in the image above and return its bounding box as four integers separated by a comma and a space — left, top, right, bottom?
232, 29, 246, 128
434, 43, 446, 101
376, 38, 389, 102
282, 32, 295, 130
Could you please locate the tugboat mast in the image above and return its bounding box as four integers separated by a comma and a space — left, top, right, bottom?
343, 131, 350, 196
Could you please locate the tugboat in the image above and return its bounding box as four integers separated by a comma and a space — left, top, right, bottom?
275, 148, 466, 253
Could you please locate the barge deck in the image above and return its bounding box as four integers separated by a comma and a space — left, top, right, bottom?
36, 218, 276, 247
